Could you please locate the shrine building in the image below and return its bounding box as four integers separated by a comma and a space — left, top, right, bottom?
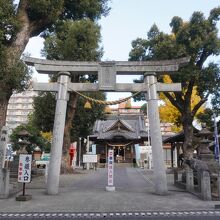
90, 100, 175, 166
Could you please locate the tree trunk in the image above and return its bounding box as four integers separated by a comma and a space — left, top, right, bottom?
14, 0, 54, 53
12, 0, 32, 54
0, 1, 43, 132
182, 112, 194, 159
63, 92, 79, 154
0, 97, 9, 131
61, 92, 78, 173
0, 2, 32, 131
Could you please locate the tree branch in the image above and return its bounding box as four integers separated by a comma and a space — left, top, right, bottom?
191, 93, 209, 116
196, 50, 210, 69
163, 92, 183, 113
184, 77, 195, 109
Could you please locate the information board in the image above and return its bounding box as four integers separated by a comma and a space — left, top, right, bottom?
18, 154, 32, 183
83, 154, 97, 163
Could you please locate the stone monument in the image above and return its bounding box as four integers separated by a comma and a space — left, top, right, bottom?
0, 126, 10, 199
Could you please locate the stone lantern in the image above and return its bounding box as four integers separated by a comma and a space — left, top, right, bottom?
196, 124, 214, 162
17, 130, 31, 155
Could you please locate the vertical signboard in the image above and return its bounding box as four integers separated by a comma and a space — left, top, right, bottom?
107, 149, 114, 186
92, 144, 96, 155
18, 154, 32, 183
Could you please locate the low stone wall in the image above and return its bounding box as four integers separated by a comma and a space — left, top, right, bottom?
174, 168, 220, 201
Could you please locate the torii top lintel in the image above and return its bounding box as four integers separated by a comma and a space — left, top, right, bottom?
23, 56, 190, 92
22, 56, 190, 75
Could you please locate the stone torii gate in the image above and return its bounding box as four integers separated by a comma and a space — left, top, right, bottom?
23, 56, 189, 195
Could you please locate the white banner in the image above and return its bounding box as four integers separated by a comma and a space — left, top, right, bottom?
107, 149, 114, 186
18, 154, 32, 183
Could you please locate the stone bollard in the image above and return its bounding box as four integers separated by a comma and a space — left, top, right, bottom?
0, 168, 9, 199
201, 171, 212, 201
197, 172, 201, 193
174, 168, 178, 184
186, 167, 194, 192
218, 172, 220, 200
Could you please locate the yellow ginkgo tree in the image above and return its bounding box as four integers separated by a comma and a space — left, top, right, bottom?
160, 96, 204, 134
159, 75, 205, 132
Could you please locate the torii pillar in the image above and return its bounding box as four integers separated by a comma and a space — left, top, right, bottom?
46, 72, 70, 195
145, 74, 167, 195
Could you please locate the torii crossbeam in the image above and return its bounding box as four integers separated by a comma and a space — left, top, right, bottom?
23, 56, 189, 195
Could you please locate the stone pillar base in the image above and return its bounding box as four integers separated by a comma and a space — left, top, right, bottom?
15, 194, 32, 201
106, 186, 115, 192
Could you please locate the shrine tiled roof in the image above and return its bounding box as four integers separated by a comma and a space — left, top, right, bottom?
90, 114, 148, 141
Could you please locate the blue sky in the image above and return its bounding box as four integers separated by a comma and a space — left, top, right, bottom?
25, 0, 220, 105
99, 0, 220, 61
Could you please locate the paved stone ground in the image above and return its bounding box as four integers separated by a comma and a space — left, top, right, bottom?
0, 167, 220, 213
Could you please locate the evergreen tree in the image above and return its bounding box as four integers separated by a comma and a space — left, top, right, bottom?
0, 0, 110, 130
42, 19, 105, 153
129, 8, 220, 158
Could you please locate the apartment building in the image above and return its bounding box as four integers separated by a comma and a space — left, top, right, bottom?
6, 90, 38, 131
